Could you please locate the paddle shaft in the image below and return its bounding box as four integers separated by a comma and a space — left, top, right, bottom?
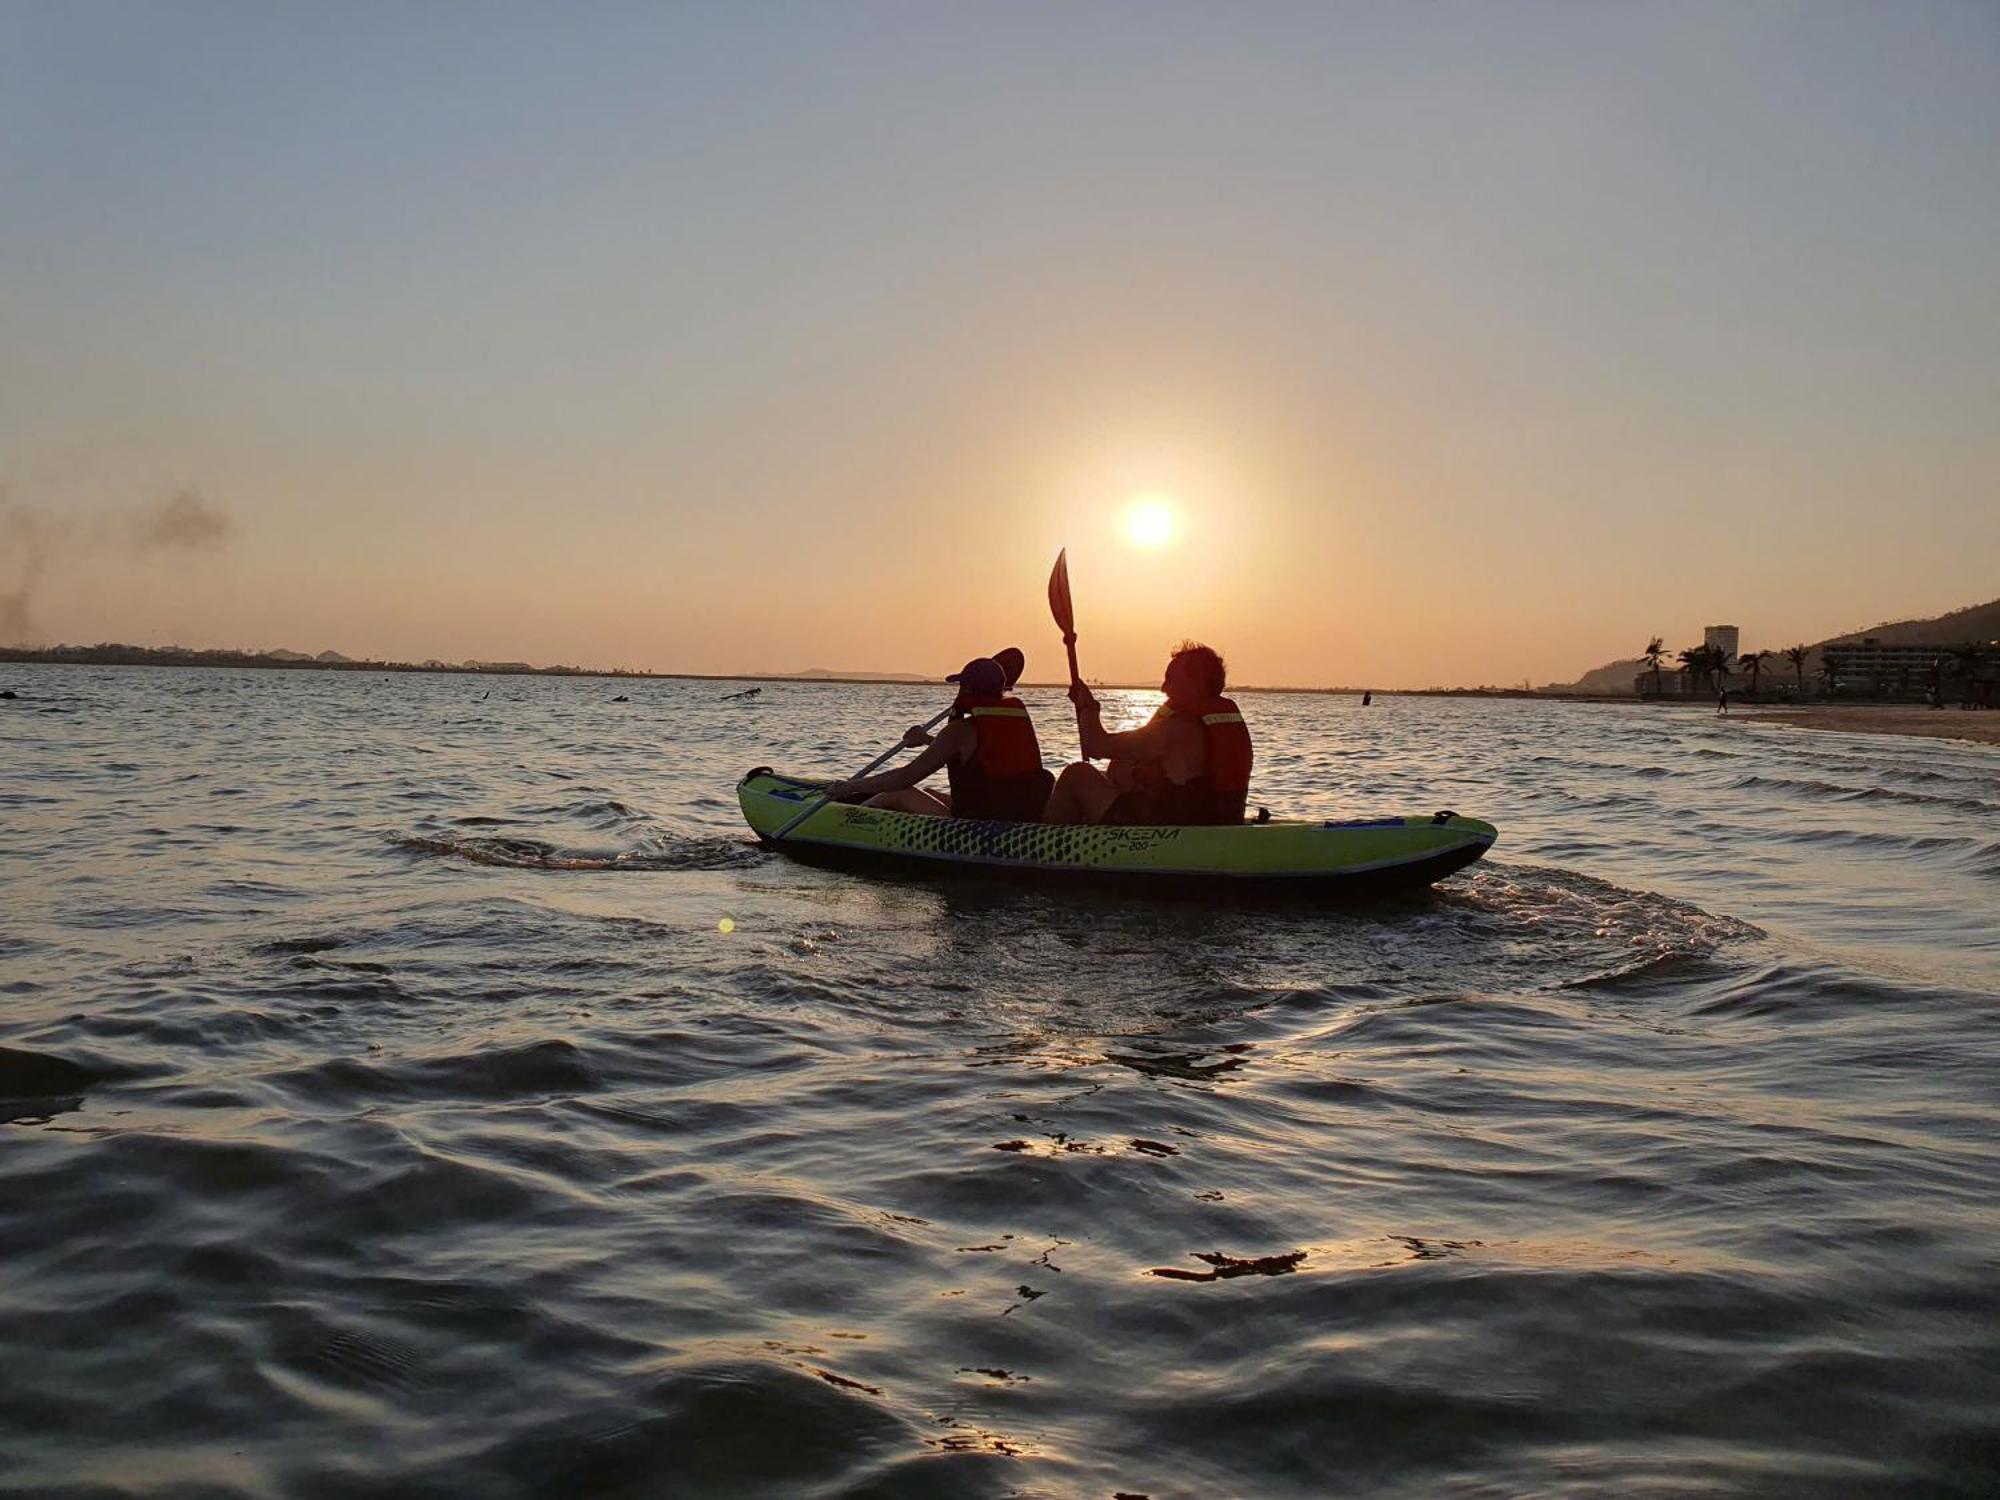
768, 646, 1025, 843
768, 706, 953, 841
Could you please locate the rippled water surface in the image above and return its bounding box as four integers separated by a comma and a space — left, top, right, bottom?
4, 665, 1997, 1498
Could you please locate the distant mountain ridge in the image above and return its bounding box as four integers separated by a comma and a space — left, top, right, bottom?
1820, 596, 2000, 648
1546, 595, 2000, 694
786, 668, 931, 682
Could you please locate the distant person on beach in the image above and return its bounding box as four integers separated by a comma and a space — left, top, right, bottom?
821, 657, 1053, 820
1043, 641, 1253, 825
1717, 688, 1730, 716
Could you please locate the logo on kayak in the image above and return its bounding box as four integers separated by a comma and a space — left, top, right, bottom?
1095, 827, 1185, 851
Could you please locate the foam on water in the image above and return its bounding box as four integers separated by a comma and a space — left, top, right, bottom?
2, 667, 1997, 1498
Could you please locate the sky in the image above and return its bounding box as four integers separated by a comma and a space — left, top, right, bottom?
2, 1, 1996, 687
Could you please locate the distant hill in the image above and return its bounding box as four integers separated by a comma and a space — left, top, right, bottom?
1819, 596, 2000, 648
1543, 657, 1649, 695
1545, 595, 2000, 694
787, 668, 931, 683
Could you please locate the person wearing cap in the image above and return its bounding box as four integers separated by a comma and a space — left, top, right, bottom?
1043, 640, 1253, 825
821, 657, 1054, 820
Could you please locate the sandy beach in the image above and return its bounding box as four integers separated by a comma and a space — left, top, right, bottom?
1735, 706, 2000, 748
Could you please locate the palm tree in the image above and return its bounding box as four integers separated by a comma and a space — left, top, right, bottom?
1642, 637, 1665, 698
1819, 654, 1840, 699
1786, 644, 1809, 697
1676, 646, 1705, 694
1738, 650, 1765, 697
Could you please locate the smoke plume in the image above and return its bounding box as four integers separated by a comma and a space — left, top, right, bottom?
1, 487, 235, 645
133, 489, 231, 552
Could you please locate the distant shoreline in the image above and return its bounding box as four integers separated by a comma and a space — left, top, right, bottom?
0, 646, 1516, 694
5, 650, 1986, 717
0, 652, 1638, 697
1733, 705, 2000, 748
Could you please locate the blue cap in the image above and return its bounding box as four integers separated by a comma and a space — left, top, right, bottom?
946, 657, 1006, 696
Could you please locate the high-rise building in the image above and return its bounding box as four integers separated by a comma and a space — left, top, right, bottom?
1704, 625, 1739, 660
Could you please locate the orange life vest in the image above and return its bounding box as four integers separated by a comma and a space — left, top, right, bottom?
946, 694, 1052, 820
1128, 695, 1253, 824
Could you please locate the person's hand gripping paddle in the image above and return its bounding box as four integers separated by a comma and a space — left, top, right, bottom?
769, 646, 1026, 842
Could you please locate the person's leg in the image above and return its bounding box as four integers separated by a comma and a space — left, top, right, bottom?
1041, 762, 1119, 824
864, 788, 951, 817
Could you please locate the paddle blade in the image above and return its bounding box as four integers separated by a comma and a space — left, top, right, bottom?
1047, 549, 1074, 635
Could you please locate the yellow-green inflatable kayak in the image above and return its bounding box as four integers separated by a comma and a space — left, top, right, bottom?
739, 769, 1495, 898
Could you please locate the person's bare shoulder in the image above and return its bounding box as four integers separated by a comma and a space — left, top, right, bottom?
938, 716, 978, 760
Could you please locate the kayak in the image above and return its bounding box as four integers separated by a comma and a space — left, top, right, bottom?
738, 768, 1496, 898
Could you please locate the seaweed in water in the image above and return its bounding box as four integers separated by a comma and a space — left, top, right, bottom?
1149, 1250, 1307, 1282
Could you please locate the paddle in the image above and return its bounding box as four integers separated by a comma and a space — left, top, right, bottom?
1048, 549, 1081, 689
768, 646, 1026, 842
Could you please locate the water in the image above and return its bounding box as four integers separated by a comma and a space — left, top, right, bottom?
3, 665, 1996, 1499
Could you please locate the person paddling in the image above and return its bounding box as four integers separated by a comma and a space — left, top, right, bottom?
1042, 641, 1252, 825
820, 657, 1054, 820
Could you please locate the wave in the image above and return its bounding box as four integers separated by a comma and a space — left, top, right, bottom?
272, 1038, 599, 1106
1729, 773, 1999, 816
1762, 826, 2000, 879
1450, 862, 1764, 980
397, 833, 764, 872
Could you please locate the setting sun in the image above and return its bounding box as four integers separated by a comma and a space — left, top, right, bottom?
1124, 497, 1179, 550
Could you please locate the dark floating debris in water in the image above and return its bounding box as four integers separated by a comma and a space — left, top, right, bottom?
811, 1367, 881, 1396
0, 1046, 98, 1097
256, 936, 347, 956
1128, 1138, 1180, 1157
958, 1366, 1031, 1385
1393, 1236, 1482, 1260
0, 688, 18, 699
1102, 1048, 1249, 1083
1149, 1250, 1307, 1282
0, 1047, 100, 1125
611, 694, 629, 702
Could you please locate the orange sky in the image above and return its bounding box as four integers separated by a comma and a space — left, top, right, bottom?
5, 6, 1997, 687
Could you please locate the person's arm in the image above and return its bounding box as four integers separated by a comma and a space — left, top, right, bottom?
1072, 685, 1174, 762
823, 720, 967, 800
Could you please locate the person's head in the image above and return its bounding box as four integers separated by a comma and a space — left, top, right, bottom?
947, 657, 1007, 698
1163, 640, 1226, 703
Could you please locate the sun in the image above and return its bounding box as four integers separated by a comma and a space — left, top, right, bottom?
1124, 496, 1179, 550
